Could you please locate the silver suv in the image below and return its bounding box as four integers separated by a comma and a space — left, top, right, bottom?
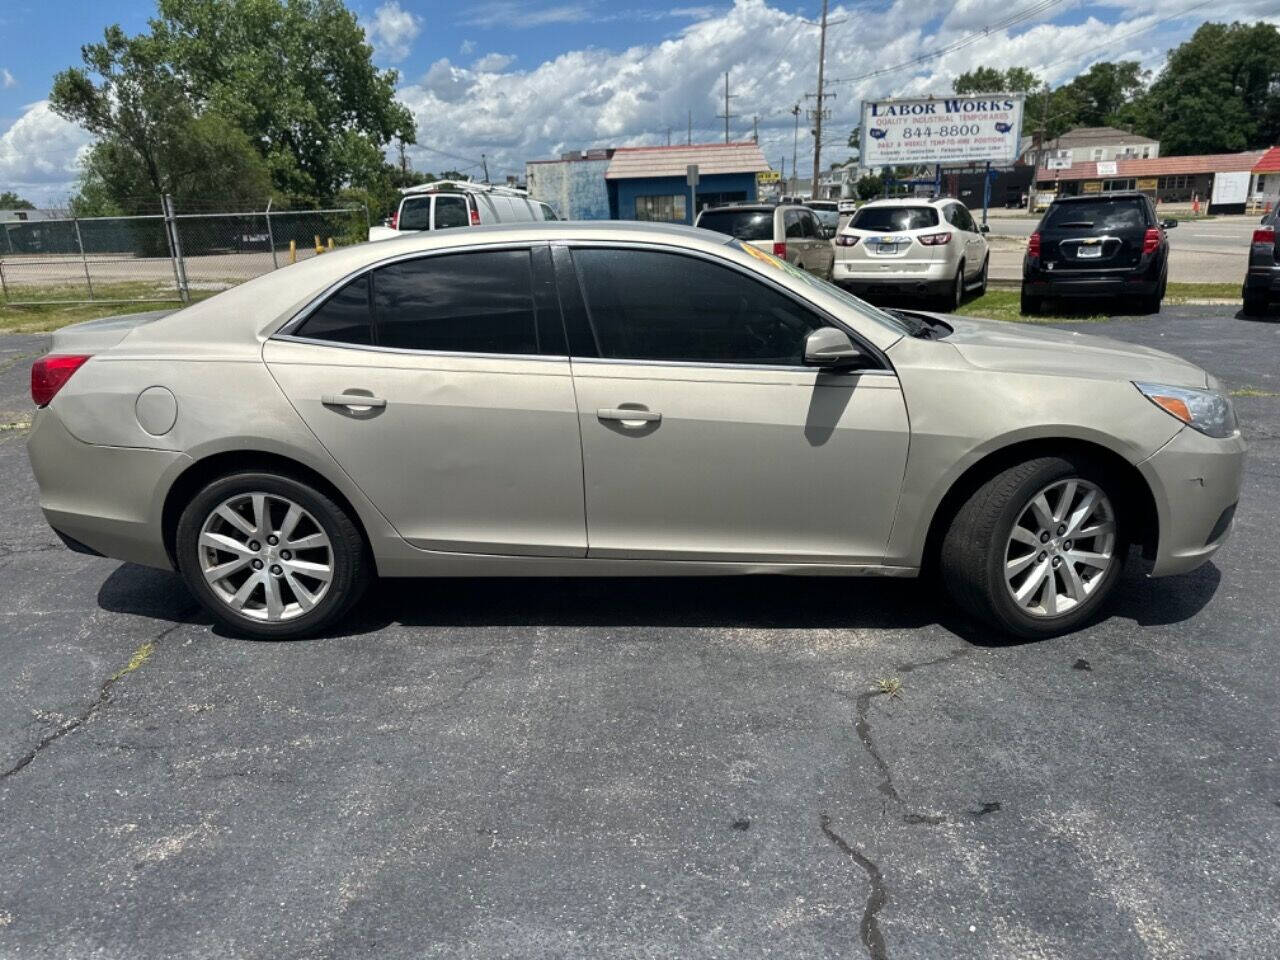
695, 204, 834, 279
833, 197, 990, 310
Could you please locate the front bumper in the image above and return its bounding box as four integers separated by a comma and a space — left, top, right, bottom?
27, 409, 184, 570
1137, 425, 1247, 577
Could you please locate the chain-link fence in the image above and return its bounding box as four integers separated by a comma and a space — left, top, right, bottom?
0, 197, 369, 306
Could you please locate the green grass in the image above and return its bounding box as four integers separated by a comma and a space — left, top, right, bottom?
958, 281, 1243, 324
0, 282, 215, 333
1229, 386, 1280, 398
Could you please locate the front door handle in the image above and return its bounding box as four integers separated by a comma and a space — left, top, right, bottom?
597, 407, 661, 425
322, 393, 387, 410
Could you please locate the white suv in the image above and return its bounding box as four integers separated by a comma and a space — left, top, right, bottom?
369, 181, 559, 242
832, 197, 989, 311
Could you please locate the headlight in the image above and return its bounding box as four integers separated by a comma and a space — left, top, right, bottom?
1134, 382, 1237, 439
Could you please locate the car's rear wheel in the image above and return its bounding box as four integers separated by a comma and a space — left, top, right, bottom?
940, 456, 1126, 638
940, 264, 964, 312
1020, 287, 1042, 315
176, 471, 369, 639
976, 256, 989, 296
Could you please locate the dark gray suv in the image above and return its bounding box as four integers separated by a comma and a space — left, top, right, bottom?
1242, 209, 1279, 316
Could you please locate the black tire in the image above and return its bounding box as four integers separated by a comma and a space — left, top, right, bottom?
1020, 287, 1042, 315
1242, 289, 1268, 317
175, 471, 370, 639
939, 456, 1128, 639
939, 264, 964, 312
976, 256, 989, 296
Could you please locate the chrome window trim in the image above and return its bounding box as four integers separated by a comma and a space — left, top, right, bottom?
554, 239, 894, 372
569, 355, 897, 376
271, 333, 569, 363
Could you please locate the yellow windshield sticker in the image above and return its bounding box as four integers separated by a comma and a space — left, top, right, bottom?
739, 242, 786, 270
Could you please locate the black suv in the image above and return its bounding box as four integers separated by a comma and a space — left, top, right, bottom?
1022, 192, 1175, 314
1242, 208, 1278, 316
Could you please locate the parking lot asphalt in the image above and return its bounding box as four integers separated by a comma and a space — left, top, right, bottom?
1, 305, 1278, 960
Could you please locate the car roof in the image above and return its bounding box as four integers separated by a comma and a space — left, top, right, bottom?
700, 204, 776, 213
857, 197, 953, 208
1051, 192, 1148, 203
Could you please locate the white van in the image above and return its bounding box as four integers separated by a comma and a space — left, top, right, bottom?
369, 181, 559, 241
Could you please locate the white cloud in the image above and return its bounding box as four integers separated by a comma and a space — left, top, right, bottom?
472, 52, 516, 72
458, 2, 595, 29
1, 68, 15, 90
367, 1, 422, 63
460, 38, 477, 55
0, 100, 93, 205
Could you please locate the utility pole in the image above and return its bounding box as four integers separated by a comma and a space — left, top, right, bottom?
752, 115, 759, 143
716, 71, 738, 144
790, 104, 802, 195
1027, 82, 1049, 213
667, 127, 672, 147
397, 138, 408, 176
688, 109, 692, 146
807, 0, 835, 199
481, 153, 490, 184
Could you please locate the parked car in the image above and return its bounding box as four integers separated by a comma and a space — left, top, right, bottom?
1022, 192, 1174, 315
695, 203, 834, 279
28, 222, 1243, 640
369, 181, 558, 241
832, 197, 990, 311
1242, 208, 1278, 316
810, 207, 841, 237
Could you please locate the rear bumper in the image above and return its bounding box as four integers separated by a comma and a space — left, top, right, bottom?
834, 258, 951, 295
27, 409, 182, 570
1137, 426, 1247, 577
1023, 256, 1162, 298
1242, 266, 1280, 297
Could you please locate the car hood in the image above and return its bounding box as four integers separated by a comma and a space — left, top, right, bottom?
938, 314, 1208, 389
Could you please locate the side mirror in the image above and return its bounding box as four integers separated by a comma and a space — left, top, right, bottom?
979, 223, 990, 234
1160, 218, 1178, 229
804, 327, 863, 370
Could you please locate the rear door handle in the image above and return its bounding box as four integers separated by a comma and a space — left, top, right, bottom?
597, 407, 661, 425
322, 393, 387, 410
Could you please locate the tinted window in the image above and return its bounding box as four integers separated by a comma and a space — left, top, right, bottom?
696, 209, 774, 241
296, 275, 372, 344
374, 250, 539, 354
1042, 199, 1147, 231
785, 210, 805, 238
573, 248, 824, 365
433, 195, 469, 229
539, 203, 559, 221
398, 197, 431, 231
850, 206, 939, 231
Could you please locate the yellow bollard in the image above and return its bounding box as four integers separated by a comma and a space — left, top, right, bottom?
327, 237, 335, 251
288, 239, 297, 264
314, 234, 323, 255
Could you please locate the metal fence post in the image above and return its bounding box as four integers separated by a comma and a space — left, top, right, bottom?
0, 258, 9, 302
265, 198, 279, 270
73, 217, 95, 300
163, 194, 191, 303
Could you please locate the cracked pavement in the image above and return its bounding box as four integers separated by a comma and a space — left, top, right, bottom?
0, 305, 1278, 959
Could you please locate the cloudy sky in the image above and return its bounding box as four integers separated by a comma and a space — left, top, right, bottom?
1, 0, 1277, 205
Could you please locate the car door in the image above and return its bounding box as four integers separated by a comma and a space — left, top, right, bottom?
783, 209, 807, 270
431, 194, 469, 230
264, 244, 587, 557
953, 204, 985, 279
555, 244, 910, 563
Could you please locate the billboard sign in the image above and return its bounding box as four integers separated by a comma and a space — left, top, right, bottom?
1044, 150, 1072, 171
859, 94, 1024, 167
1211, 171, 1250, 206
1096, 160, 1118, 176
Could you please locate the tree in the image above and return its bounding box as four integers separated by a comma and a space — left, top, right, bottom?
953, 66, 1039, 96
0, 191, 35, 210
1065, 61, 1147, 128
1129, 22, 1280, 154
854, 173, 882, 200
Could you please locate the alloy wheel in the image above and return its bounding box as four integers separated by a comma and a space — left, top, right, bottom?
197, 492, 334, 622
1004, 479, 1116, 618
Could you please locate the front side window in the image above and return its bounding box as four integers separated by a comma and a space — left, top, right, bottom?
635, 194, 687, 223
374, 250, 539, 354
433, 195, 469, 229
572, 248, 824, 365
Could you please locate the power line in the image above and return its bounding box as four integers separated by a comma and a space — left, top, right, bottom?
1035, 0, 1216, 73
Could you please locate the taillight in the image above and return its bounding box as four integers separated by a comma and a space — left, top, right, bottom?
469, 206, 480, 226
1253, 228, 1276, 245
1027, 232, 1041, 258
31, 355, 90, 407
772, 242, 788, 258
916, 232, 951, 245
389, 210, 399, 230
1142, 228, 1160, 255
834, 235, 860, 247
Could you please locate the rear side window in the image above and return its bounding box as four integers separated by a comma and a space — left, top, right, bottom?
398, 197, 431, 231
373, 250, 539, 354
572, 248, 823, 365
850, 206, 939, 231
295, 275, 372, 344
433, 195, 469, 229
538, 203, 559, 221
784, 210, 805, 238
1043, 199, 1147, 231
696, 209, 774, 241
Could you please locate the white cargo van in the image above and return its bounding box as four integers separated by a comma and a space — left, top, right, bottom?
369, 181, 559, 241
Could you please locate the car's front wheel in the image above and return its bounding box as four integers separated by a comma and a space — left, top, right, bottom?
940, 456, 1126, 638
175, 471, 370, 639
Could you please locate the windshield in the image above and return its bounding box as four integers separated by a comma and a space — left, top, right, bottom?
850, 206, 938, 232
697, 209, 774, 241
1042, 199, 1146, 230
728, 239, 914, 338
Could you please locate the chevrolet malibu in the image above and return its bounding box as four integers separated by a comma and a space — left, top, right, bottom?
28, 222, 1244, 640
